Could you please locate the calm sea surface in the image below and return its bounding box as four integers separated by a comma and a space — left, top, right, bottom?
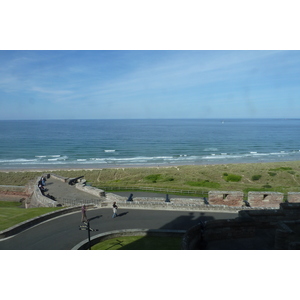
0, 119, 300, 170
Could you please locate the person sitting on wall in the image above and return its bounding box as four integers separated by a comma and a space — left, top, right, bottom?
41, 176, 46, 186
38, 182, 46, 195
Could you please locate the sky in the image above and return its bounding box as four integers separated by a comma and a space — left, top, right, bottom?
1, 50, 300, 120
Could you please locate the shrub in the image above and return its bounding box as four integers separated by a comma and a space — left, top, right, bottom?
288, 171, 296, 175
269, 167, 293, 171
144, 174, 161, 183
268, 172, 277, 177
263, 184, 272, 189
252, 175, 262, 181
163, 177, 174, 182
224, 174, 242, 182
186, 180, 220, 188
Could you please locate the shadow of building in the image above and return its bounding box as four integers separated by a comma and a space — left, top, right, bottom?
182, 203, 300, 250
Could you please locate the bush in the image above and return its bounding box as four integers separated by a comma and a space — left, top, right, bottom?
144, 174, 161, 183
162, 177, 175, 182
268, 172, 277, 176
270, 167, 293, 171
224, 174, 242, 182
252, 175, 262, 181
263, 184, 272, 189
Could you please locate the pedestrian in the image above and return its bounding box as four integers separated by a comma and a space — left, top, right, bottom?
112, 202, 118, 218
81, 205, 88, 223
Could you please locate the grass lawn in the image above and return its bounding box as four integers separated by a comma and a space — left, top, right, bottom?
0, 201, 63, 231
91, 236, 182, 250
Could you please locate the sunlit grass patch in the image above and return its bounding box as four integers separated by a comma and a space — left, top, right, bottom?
0, 201, 63, 231
91, 236, 182, 250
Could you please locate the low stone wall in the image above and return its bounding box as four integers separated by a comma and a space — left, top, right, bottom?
49, 173, 68, 183
75, 182, 106, 197
208, 191, 244, 207
103, 193, 244, 212
287, 192, 300, 203
30, 177, 57, 207
248, 192, 284, 208
0, 185, 27, 194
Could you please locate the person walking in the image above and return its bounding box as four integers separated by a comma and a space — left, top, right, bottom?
81, 205, 88, 223
112, 202, 118, 218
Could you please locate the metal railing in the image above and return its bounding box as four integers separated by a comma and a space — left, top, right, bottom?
100, 186, 208, 197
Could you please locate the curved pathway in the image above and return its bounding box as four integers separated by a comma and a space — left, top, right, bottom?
0, 207, 237, 250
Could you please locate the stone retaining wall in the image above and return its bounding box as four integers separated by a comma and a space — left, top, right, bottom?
49, 173, 68, 183
287, 192, 300, 203
248, 191, 284, 208
208, 191, 244, 207
30, 177, 57, 207
75, 182, 106, 197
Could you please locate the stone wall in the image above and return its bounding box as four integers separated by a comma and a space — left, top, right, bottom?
248, 192, 284, 208
204, 219, 256, 240
287, 192, 300, 203
75, 182, 106, 198
29, 177, 57, 207
49, 173, 68, 183
182, 203, 300, 250
208, 191, 244, 207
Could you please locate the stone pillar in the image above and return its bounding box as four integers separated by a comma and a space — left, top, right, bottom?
287, 192, 300, 203
248, 192, 284, 208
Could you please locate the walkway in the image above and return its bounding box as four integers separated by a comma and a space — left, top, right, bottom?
43, 177, 101, 205
0, 207, 237, 250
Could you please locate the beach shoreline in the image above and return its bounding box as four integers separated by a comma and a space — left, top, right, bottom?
1, 160, 300, 173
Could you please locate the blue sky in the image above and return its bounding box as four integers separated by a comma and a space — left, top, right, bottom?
0, 50, 300, 120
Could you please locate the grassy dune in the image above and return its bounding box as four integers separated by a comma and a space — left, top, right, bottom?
1, 161, 300, 195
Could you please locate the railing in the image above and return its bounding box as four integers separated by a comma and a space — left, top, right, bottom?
100, 186, 208, 197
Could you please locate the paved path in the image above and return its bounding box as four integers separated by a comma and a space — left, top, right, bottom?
44, 177, 101, 203
0, 207, 237, 250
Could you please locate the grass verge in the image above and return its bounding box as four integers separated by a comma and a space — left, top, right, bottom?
91, 236, 182, 250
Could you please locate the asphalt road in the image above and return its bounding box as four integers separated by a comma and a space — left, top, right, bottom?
0, 207, 237, 250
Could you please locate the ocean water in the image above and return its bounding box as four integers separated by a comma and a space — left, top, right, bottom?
0, 119, 300, 170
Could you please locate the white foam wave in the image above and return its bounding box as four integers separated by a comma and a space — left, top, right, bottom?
104, 150, 116, 153
204, 148, 218, 152
0, 158, 38, 163
47, 155, 68, 161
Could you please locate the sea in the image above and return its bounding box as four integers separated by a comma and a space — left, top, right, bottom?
0, 119, 300, 170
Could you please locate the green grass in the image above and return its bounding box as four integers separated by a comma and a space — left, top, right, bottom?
224, 173, 242, 182
2, 161, 300, 196
91, 236, 182, 250
0, 201, 63, 231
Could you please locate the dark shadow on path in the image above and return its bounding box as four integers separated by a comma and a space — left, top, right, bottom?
94, 211, 236, 250
117, 212, 129, 217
